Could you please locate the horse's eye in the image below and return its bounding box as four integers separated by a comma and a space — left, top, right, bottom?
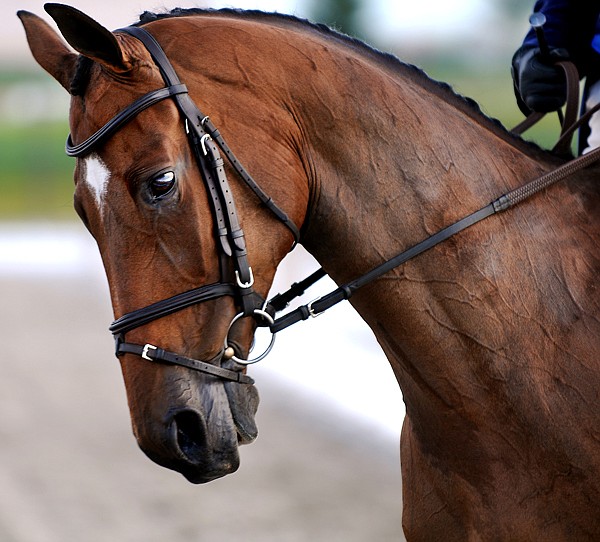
149, 171, 176, 199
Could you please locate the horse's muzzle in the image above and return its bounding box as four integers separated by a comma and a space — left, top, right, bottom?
139, 406, 241, 484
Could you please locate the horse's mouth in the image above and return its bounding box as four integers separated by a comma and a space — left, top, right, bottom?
177, 459, 240, 484
224, 379, 260, 444
123, 348, 259, 482
169, 378, 259, 482
178, 458, 240, 484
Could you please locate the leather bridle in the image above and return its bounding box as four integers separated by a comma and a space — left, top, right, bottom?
67, 24, 600, 385
68, 25, 299, 385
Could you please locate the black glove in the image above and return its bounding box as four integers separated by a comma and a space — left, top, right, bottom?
511, 45, 570, 115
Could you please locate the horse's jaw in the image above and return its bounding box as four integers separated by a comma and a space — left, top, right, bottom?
124, 364, 259, 484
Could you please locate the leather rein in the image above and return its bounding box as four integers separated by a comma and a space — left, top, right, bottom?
68, 25, 600, 384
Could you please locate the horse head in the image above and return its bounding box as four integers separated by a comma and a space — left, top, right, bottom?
19, 4, 308, 483
18, 2, 600, 537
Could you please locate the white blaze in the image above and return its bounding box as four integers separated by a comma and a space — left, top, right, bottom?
83, 154, 111, 214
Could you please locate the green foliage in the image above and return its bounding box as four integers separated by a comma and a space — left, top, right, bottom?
423, 64, 568, 151
492, 0, 531, 22
0, 120, 75, 219
308, 0, 365, 38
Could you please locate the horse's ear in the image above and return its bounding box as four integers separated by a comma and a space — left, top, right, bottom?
17, 9, 78, 92
44, 3, 131, 74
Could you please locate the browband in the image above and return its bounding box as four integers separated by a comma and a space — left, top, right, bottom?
66, 84, 188, 157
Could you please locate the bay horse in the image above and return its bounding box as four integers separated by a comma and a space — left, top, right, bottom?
19, 4, 600, 540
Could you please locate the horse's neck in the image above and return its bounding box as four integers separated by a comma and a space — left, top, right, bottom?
300, 55, 543, 292
295, 48, 576, 379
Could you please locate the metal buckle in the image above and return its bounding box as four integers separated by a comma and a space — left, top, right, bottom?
225, 309, 276, 365
142, 343, 157, 361
235, 267, 255, 289
307, 298, 324, 318
200, 134, 212, 155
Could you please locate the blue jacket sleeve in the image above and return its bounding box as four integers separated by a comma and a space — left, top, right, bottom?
523, 0, 600, 74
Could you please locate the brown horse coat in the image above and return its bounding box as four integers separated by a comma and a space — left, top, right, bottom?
20, 5, 600, 540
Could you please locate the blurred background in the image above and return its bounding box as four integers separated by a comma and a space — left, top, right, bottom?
0, 1, 564, 541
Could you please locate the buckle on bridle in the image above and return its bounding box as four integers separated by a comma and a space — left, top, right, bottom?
200, 134, 212, 156
307, 298, 324, 318
235, 267, 255, 289
142, 343, 157, 361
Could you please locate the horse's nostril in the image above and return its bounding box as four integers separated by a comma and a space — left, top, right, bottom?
173, 410, 207, 462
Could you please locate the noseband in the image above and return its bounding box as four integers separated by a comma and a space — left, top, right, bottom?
68, 25, 299, 384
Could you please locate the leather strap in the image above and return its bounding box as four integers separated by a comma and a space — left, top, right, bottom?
66, 84, 188, 157
197, 132, 254, 289
511, 58, 581, 156
552, 60, 580, 155
269, 203, 497, 332
270, 143, 600, 333
268, 267, 328, 312
511, 111, 545, 136
109, 282, 236, 336
121, 26, 300, 244
201, 116, 301, 243
552, 101, 600, 155
117, 341, 254, 384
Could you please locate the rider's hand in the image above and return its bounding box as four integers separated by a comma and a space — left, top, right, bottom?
511, 45, 570, 115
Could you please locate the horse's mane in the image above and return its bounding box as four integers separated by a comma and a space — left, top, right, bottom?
72, 7, 556, 160
136, 8, 560, 161
138, 7, 484, 116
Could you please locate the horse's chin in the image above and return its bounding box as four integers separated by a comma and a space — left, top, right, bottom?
142, 443, 242, 484
178, 458, 240, 484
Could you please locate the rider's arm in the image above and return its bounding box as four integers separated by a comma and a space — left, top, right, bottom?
522, 0, 600, 70
512, 0, 600, 114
